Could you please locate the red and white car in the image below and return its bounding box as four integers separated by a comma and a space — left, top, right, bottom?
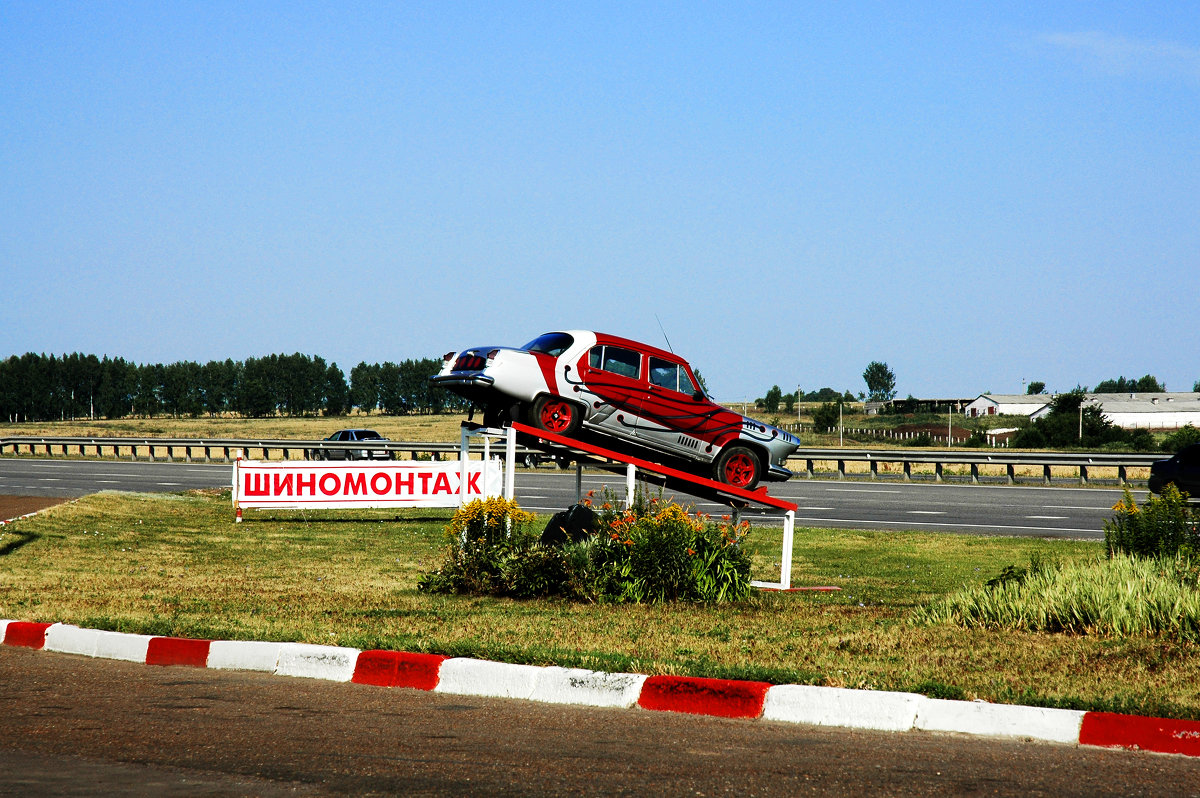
431, 331, 799, 489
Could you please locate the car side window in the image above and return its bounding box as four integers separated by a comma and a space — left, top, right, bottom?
649, 357, 686, 393
588, 346, 641, 380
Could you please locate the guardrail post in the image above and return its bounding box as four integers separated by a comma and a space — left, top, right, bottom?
1006, 464, 1015, 485
902, 460, 911, 481
1118, 465, 1127, 486
935, 462, 943, 482
970, 463, 979, 484
869, 459, 878, 480
1043, 464, 1052, 485
805, 459, 814, 479
1079, 465, 1088, 486
837, 459, 846, 479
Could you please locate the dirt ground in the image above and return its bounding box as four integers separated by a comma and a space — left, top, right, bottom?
0, 495, 68, 523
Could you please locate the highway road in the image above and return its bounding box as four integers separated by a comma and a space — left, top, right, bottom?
0, 457, 1135, 539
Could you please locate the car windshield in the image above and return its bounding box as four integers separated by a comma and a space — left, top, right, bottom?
523, 332, 574, 357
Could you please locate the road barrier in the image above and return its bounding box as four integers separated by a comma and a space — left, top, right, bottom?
790, 447, 1161, 487
0, 435, 1163, 486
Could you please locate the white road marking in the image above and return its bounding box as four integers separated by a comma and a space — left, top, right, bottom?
794, 515, 1097, 534
907, 511, 945, 515
825, 488, 903, 494
1027, 515, 1068, 520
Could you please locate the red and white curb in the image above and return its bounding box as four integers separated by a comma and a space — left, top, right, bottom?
4, 619, 1199, 758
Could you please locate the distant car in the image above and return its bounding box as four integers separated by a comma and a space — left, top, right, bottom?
430, 330, 800, 490
309, 429, 394, 461
1148, 444, 1200, 498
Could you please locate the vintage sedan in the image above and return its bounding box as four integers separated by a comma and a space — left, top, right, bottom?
430, 330, 800, 489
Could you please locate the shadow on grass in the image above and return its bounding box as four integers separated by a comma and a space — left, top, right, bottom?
0, 530, 39, 557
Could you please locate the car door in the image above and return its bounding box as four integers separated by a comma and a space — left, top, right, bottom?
575, 344, 645, 443
634, 356, 721, 460
1178, 445, 1200, 496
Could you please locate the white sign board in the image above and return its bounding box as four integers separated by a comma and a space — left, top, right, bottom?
232, 459, 502, 511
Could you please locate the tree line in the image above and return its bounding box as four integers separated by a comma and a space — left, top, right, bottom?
0, 352, 466, 422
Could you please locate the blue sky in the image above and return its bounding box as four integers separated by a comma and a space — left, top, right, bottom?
3, 3, 1198, 401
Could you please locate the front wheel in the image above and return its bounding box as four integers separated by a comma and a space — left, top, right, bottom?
531, 396, 581, 437
714, 446, 762, 490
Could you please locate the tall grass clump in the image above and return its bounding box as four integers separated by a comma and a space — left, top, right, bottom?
1104, 485, 1199, 559
917, 553, 1200, 642
418, 494, 752, 603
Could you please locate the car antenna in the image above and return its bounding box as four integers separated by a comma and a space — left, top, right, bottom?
655, 314, 674, 353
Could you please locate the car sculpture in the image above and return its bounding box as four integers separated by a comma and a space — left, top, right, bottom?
431, 330, 800, 490
1148, 444, 1200, 498
308, 429, 395, 461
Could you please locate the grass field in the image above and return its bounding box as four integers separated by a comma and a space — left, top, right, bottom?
2, 489, 1198, 719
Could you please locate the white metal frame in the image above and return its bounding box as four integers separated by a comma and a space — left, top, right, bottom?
459, 424, 516, 504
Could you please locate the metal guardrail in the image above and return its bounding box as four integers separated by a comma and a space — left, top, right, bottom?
0, 436, 468, 463
0, 436, 1164, 486
788, 447, 1162, 486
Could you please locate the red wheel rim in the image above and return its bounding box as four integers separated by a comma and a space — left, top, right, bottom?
539, 400, 574, 434
723, 453, 756, 488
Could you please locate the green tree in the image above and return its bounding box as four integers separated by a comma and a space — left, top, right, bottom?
1027, 381, 1046, 395
862, 361, 897, 402
323, 363, 349, 416
763, 385, 782, 414
350, 362, 379, 414
1095, 375, 1164, 393
812, 401, 841, 432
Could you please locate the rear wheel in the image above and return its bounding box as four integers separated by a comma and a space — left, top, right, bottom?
714, 446, 762, 490
531, 396, 581, 437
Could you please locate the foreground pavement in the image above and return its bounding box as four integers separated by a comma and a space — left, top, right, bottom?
4, 619, 1199, 763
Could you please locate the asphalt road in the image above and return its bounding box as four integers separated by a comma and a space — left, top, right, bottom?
0, 458, 1135, 539
3, 646, 1197, 797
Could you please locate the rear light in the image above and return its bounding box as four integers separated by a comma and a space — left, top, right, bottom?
453, 354, 487, 371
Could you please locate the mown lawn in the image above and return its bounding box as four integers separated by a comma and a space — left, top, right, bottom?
2, 489, 1198, 719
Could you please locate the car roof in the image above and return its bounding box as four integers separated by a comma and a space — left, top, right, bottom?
555, 330, 683, 364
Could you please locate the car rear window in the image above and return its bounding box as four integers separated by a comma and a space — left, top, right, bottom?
523, 333, 574, 357
356, 431, 382, 440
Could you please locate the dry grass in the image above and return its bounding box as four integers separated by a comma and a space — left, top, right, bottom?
2, 489, 1198, 718
0, 413, 471, 442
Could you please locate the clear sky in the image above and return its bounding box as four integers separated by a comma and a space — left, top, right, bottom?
3, 3, 1198, 401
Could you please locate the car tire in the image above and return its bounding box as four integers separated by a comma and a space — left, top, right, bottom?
531, 396, 581, 437
714, 446, 762, 490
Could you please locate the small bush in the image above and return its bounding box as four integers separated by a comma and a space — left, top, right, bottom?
1164, 424, 1200, 452
1104, 486, 1199, 559
917, 553, 1200, 642
418, 495, 753, 604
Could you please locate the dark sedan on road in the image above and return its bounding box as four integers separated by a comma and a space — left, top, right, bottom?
1148, 444, 1200, 498
307, 429, 395, 461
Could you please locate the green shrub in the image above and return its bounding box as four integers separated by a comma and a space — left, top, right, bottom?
1104, 486, 1199, 559
917, 553, 1200, 642
1163, 424, 1200, 452
418, 495, 753, 604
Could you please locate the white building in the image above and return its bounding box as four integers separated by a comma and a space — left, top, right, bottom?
1030, 393, 1200, 430
964, 394, 1051, 418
